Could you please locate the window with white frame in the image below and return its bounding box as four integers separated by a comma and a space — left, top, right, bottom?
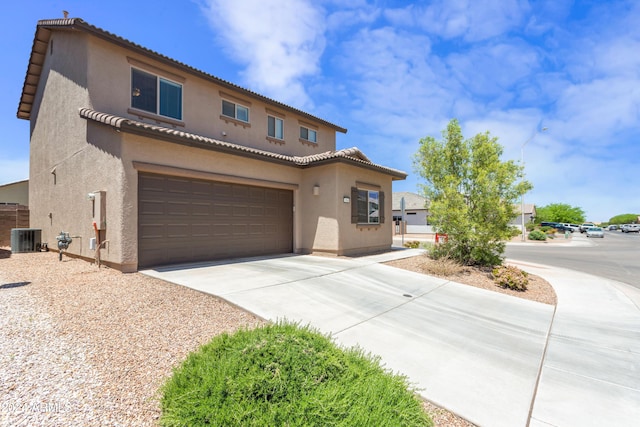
222, 99, 250, 123
131, 68, 182, 120
351, 187, 384, 224
268, 115, 284, 139
299, 126, 317, 143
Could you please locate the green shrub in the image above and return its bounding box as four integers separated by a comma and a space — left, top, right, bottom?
528, 230, 547, 241
404, 240, 422, 248
492, 265, 529, 291
160, 322, 432, 427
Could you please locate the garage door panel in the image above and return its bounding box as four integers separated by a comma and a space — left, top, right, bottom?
232, 206, 248, 217
139, 200, 165, 215
139, 174, 166, 192
250, 206, 265, 216
233, 186, 249, 199
139, 173, 293, 269
166, 201, 190, 215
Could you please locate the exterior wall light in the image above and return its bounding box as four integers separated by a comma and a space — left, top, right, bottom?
313, 185, 320, 196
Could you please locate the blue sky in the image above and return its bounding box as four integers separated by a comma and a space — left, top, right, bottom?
1, 0, 639, 222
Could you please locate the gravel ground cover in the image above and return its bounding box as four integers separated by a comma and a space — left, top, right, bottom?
385, 254, 557, 305
0, 250, 481, 426
0, 250, 263, 426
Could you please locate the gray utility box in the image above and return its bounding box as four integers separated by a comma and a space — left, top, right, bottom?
11, 228, 42, 253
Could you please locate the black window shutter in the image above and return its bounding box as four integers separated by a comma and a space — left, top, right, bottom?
351, 187, 358, 223
379, 191, 385, 223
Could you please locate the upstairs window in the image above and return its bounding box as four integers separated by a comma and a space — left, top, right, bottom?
351, 187, 385, 224
300, 126, 317, 143
222, 99, 250, 123
131, 68, 182, 120
268, 116, 284, 140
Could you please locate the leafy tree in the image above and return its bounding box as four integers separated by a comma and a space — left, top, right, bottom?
535, 203, 585, 224
609, 213, 639, 224
413, 119, 530, 266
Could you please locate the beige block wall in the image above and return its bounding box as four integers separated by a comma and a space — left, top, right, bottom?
86, 36, 338, 158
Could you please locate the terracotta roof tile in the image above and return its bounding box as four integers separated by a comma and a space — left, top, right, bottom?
18, 17, 346, 134
78, 108, 406, 179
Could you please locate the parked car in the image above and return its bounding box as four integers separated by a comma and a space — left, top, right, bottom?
568, 224, 581, 232
579, 223, 595, 233
540, 222, 572, 233
608, 225, 619, 231
540, 221, 559, 228
621, 224, 640, 233
586, 226, 604, 238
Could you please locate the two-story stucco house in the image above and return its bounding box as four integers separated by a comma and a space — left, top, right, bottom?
17, 17, 406, 271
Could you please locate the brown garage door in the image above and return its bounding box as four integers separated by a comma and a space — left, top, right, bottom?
138, 173, 293, 269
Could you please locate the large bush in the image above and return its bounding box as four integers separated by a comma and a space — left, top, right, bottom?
160, 322, 432, 427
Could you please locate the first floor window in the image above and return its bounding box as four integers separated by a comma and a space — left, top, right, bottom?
300, 126, 317, 143
351, 187, 384, 224
131, 68, 182, 120
268, 116, 284, 139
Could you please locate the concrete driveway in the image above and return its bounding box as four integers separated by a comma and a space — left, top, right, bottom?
143, 251, 555, 427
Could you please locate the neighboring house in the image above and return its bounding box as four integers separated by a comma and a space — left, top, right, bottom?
0, 180, 29, 206
18, 17, 406, 271
511, 203, 536, 230
391, 192, 430, 234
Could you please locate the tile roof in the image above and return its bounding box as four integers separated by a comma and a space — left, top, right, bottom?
392, 192, 428, 210
79, 108, 407, 179
17, 17, 347, 134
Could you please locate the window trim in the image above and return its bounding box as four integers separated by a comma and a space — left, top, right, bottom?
351, 187, 385, 225
267, 115, 284, 140
130, 66, 183, 121
299, 126, 317, 144
220, 98, 251, 127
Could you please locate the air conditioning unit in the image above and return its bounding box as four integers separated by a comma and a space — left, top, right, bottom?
11, 228, 42, 253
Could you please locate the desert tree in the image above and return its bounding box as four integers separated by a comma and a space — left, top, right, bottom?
413, 119, 531, 265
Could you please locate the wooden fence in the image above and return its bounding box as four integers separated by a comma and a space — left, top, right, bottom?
0, 205, 30, 247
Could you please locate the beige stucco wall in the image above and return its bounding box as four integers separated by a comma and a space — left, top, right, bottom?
296, 162, 394, 256
26, 27, 396, 271
335, 164, 394, 255
86, 36, 338, 158
0, 181, 29, 206
29, 31, 100, 259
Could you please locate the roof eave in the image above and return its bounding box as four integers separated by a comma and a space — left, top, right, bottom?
17, 18, 347, 134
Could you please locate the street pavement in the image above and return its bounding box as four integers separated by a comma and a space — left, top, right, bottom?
141, 241, 640, 427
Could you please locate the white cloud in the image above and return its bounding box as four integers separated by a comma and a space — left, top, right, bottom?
445, 41, 540, 97
386, 0, 529, 42
336, 27, 460, 138
199, 0, 326, 108
554, 77, 640, 147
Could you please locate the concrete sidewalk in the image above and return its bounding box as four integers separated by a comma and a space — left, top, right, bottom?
508, 260, 640, 427
142, 250, 640, 426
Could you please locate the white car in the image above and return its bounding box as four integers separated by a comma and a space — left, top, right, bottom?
621, 224, 640, 233
586, 226, 604, 238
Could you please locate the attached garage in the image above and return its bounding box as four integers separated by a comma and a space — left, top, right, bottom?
138, 173, 293, 268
